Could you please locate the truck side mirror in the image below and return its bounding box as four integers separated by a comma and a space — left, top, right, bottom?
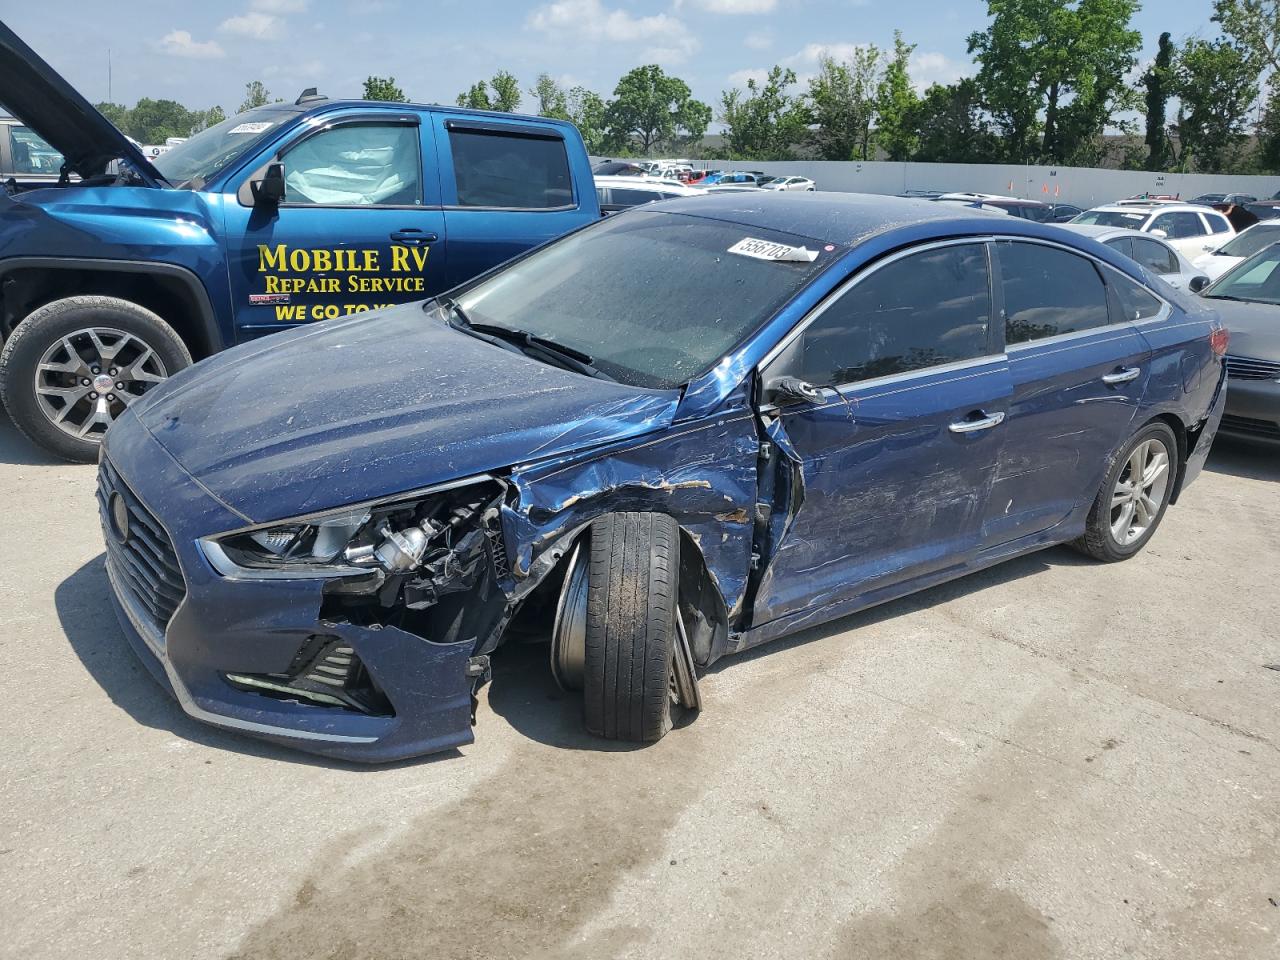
253, 163, 287, 207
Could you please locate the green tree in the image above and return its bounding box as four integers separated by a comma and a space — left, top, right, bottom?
806, 48, 882, 161
907, 79, 999, 163
875, 31, 920, 161
456, 81, 492, 110
124, 99, 200, 142
190, 105, 227, 134
363, 76, 405, 101
967, 0, 1142, 163
719, 66, 808, 160
530, 73, 569, 119
1170, 37, 1259, 173
95, 102, 130, 129
567, 87, 608, 153
1254, 84, 1280, 172
604, 65, 711, 154
238, 80, 272, 114
1143, 32, 1176, 171
1214, 0, 1280, 72
489, 70, 522, 112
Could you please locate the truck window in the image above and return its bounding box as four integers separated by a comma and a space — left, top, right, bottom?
8, 125, 63, 174
448, 128, 573, 209
280, 123, 421, 206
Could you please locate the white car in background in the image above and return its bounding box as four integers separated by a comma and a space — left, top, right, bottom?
761, 176, 816, 192
594, 175, 704, 214
1059, 224, 1211, 293
1070, 202, 1234, 260
1191, 221, 1280, 282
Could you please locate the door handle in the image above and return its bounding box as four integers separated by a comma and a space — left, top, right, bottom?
1101, 366, 1141, 385
949, 410, 1006, 434
390, 229, 437, 244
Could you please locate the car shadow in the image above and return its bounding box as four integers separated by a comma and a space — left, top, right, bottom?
0, 409, 69, 466
55, 554, 459, 770
1203, 436, 1280, 482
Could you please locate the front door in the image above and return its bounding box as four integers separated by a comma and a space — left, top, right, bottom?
751, 241, 1011, 628
981, 239, 1152, 547
224, 114, 446, 340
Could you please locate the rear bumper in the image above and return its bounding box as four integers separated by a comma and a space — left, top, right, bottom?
1221, 376, 1280, 444
98, 412, 477, 763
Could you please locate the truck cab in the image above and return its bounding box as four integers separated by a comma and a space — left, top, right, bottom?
0, 23, 599, 462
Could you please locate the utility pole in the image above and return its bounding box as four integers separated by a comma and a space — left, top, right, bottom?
107, 49, 112, 103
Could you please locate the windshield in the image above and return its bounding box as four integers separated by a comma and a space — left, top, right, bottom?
451, 210, 839, 389
1071, 209, 1150, 228
1204, 243, 1280, 304
152, 106, 297, 188
1193, 194, 1225, 203
1215, 226, 1280, 259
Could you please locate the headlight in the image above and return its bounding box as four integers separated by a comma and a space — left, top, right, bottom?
199, 478, 505, 581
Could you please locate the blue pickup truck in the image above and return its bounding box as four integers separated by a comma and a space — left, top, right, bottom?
0, 22, 599, 461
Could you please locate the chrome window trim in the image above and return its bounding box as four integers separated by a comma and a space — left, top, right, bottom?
820, 353, 1008, 399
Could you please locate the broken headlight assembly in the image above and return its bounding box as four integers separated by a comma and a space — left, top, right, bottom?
199, 479, 507, 584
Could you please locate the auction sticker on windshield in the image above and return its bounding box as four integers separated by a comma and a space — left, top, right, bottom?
229, 122, 274, 135
728, 237, 820, 262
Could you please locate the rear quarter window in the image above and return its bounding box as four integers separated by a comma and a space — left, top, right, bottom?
449, 128, 573, 209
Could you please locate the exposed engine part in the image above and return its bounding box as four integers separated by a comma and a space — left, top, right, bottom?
224, 635, 393, 715
550, 542, 587, 691
372, 519, 438, 572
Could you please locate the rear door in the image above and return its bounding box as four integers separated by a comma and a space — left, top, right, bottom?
432, 115, 590, 288
750, 241, 1011, 627
982, 239, 1151, 548
224, 111, 446, 339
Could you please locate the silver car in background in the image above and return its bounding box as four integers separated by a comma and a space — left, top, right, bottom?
1192, 221, 1280, 282
1059, 223, 1210, 293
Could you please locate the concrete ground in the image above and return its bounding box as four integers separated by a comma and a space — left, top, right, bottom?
0, 413, 1276, 960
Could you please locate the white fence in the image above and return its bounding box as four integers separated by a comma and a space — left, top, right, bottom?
686, 159, 1280, 205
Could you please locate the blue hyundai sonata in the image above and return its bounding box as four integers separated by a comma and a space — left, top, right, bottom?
98, 193, 1228, 761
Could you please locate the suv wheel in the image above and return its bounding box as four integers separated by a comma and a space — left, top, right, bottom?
0, 296, 191, 462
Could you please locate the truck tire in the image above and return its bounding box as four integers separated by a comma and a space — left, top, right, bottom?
583, 512, 681, 743
0, 296, 191, 463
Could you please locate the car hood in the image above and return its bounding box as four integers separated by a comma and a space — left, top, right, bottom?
135, 304, 681, 523
1205, 298, 1280, 360
0, 21, 164, 184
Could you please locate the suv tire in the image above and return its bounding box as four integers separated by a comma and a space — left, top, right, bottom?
0, 296, 191, 463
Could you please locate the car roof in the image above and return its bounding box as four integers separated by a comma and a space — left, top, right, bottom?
651, 191, 1099, 247
595, 176, 703, 193
1086, 203, 1210, 215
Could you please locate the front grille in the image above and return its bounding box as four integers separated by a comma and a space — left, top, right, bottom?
97, 458, 186, 636
1221, 414, 1280, 438
1225, 355, 1280, 381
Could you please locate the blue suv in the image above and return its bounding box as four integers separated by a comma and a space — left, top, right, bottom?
0, 21, 599, 461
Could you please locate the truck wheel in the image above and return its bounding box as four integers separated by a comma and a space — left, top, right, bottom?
0, 296, 191, 463
582, 512, 682, 742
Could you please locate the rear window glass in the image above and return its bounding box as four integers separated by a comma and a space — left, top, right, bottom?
998, 241, 1110, 344
1130, 238, 1179, 275
449, 128, 573, 209
1072, 210, 1148, 228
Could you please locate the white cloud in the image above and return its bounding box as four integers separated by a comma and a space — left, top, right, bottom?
220, 11, 284, 39
253, 0, 308, 10
910, 51, 970, 90
528, 0, 699, 62
157, 30, 225, 59
744, 30, 772, 50
784, 42, 871, 66
691, 0, 777, 12
727, 67, 770, 88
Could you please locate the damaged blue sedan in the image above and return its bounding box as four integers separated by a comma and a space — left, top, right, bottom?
98, 193, 1228, 761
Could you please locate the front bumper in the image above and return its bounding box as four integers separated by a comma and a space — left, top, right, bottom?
1222, 376, 1280, 445
98, 412, 477, 762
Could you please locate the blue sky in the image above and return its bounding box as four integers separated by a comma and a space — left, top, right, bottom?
6, 0, 1220, 116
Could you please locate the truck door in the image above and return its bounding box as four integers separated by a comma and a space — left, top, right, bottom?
224, 112, 446, 340
431, 114, 590, 288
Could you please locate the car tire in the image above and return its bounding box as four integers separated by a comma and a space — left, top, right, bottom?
0, 296, 191, 463
1071, 420, 1179, 562
582, 512, 680, 742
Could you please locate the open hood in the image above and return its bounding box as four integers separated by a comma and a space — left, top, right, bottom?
0, 20, 165, 185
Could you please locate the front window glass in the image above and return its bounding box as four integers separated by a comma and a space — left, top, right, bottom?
280, 123, 421, 205
1205, 245, 1280, 304
1072, 209, 1149, 228
8, 126, 64, 174
791, 244, 992, 386
1216, 225, 1280, 259
152, 106, 296, 188
999, 241, 1110, 344
451, 211, 837, 388
449, 129, 572, 208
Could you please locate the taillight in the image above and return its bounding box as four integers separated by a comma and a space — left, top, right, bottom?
1210, 326, 1230, 357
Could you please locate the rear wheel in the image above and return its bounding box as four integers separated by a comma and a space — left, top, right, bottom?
0, 296, 190, 462
580, 512, 685, 742
1072, 421, 1178, 562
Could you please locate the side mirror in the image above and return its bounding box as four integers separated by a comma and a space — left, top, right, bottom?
252, 162, 287, 207
768, 375, 825, 405
1189, 275, 1210, 293
1149, 228, 1169, 239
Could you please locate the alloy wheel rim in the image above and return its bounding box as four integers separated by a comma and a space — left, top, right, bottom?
1109, 438, 1171, 547
33, 327, 168, 442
